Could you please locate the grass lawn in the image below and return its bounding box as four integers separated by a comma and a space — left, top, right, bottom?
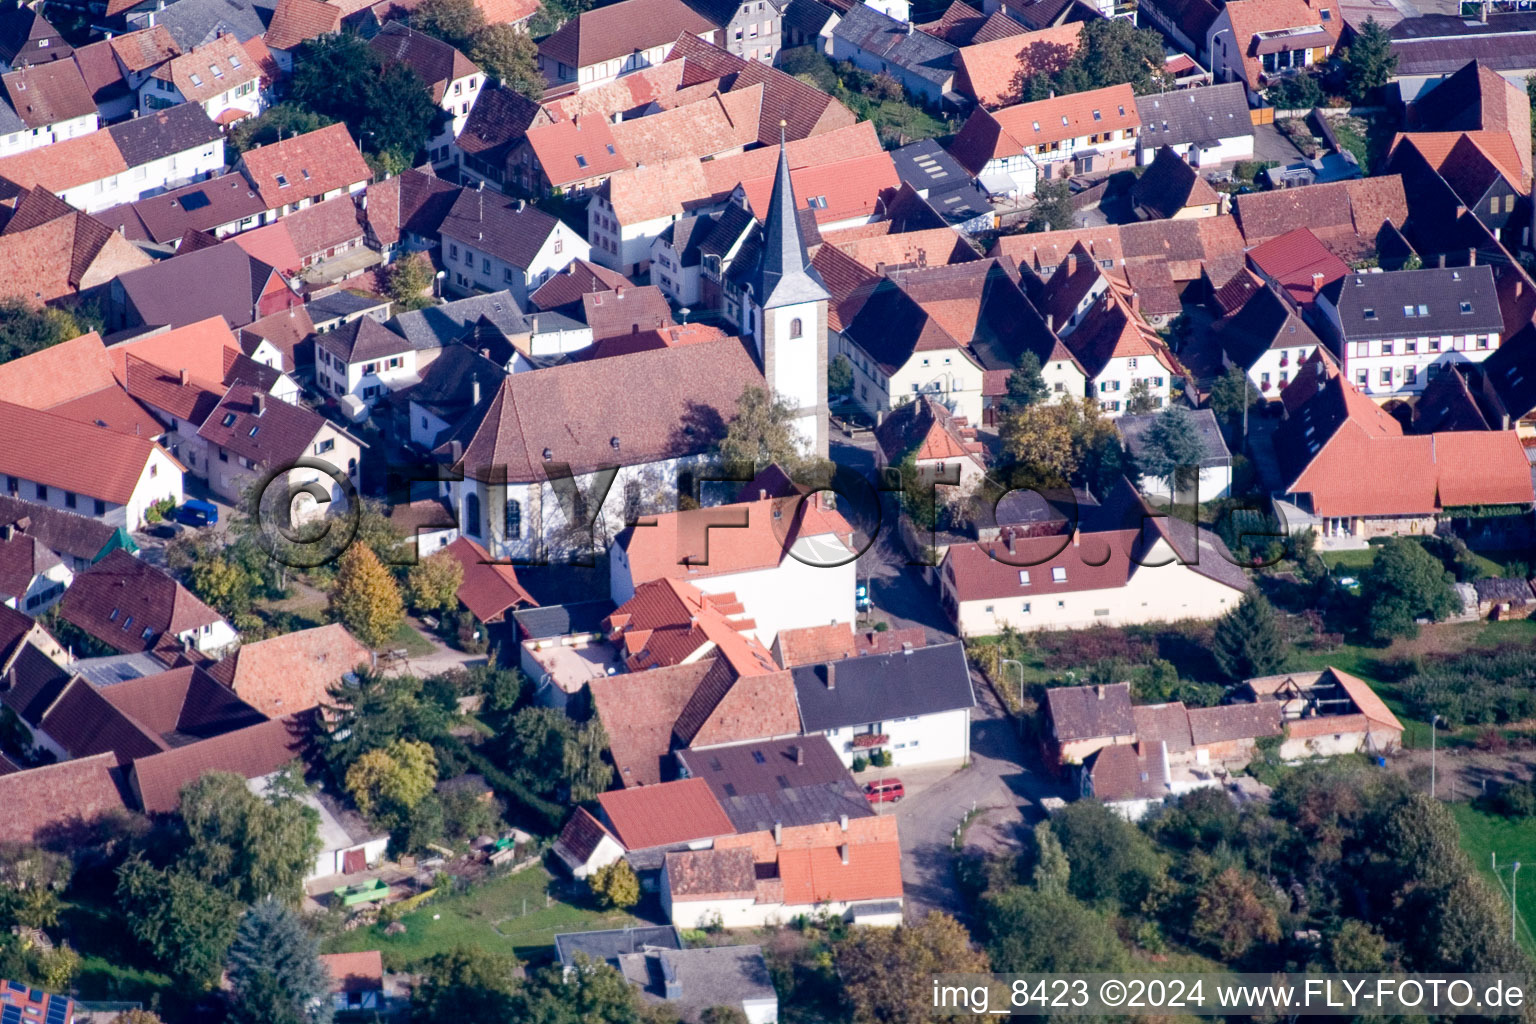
388, 620, 437, 658
1451, 802, 1536, 955
1320, 548, 1376, 572
56, 898, 192, 1018
322, 864, 643, 967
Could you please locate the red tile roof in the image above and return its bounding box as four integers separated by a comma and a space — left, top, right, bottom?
597, 777, 734, 849
954, 82, 1138, 167
1245, 226, 1350, 306
60, 549, 223, 654
0, 752, 130, 844
0, 130, 126, 193
617, 495, 854, 586
207, 623, 371, 717
264, 0, 342, 51
319, 951, 384, 995
1221, 0, 1335, 90
736, 151, 900, 228
237, 123, 372, 209
589, 660, 717, 786
107, 25, 180, 71
130, 713, 311, 814
442, 536, 532, 623
0, 399, 175, 506
951, 22, 1082, 108
1233, 175, 1408, 262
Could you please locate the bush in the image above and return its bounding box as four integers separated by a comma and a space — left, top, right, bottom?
1400, 648, 1536, 725
1477, 781, 1536, 818
589, 859, 640, 910
852, 755, 869, 773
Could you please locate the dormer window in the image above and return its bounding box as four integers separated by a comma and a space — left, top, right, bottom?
1051, 567, 1066, 582
275, 173, 289, 188
1018, 570, 1030, 585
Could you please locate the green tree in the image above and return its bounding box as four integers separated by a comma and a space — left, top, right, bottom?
1330, 919, 1390, 971
186, 552, 264, 618
110, 1012, 166, 1024
1340, 17, 1397, 103
346, 738, 439, 824
412, 0, 484, 50
330, 542, 405, 648
699, 1008, 748, 1024
1030, 820, 1070, 894
1027, 178, 1073, 232
837, 913, 988, 1024
565, 718, 613, 802
1136, 405, 1206, 495
519, 959, 653, 1024
1361, 538, 1458, 641
1212, 592, 1285, 680
1208, 364, 1259, 436
226, 103, 334, 159
504, 706, 612, 802
0, 300, 85, 364
1004, 351, 1046, 410
715, 385, 804, 472
414, 947, 522, 1019
320, 671, 457, 782
984, 887, 1127, 972
291, 34, 437, 168
406, 549, 464, 613
1190, 866, 1282, 959
1052, 799, 1165, 911
116, 856, 242, 986
178, 771, 322, 905
1000, 396, 1117, 487
588, 859, 640, 909
1268, 70, 1324, 111
386, 251, 436, 311
1056, 16, 1170, 95
1125, 379, 1159, 415
827, 353, 854, 398
470, 24, 544, 100
226, 901, 332, 1024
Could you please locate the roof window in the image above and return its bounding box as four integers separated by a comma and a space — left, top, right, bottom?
1092, 109, 1101, 120
121, 615, 133, 631
248, 425, 260, 437
221, 412, 237, 426
807, 195, 828, 209
1403, 305, 1415, 317
190, 72, 203, 86
211, 63, 223, 78
575, 154, 588, 168
1051, 567, 1067, 582
1417, 304, 1428, 316
1062, 115, 1069, 126
1117, 105, 1125, 115
1363, 307, 1376, 320
1018, 570, 1030, 585
605, 144, 615, 155
229, 55, 241, 67
1461, 301, 1473, 314
275, 173, 289, 188
109, 608, 119, 621
1031, 120, 1040, 131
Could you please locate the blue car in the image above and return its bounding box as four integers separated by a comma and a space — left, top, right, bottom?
176, 499, 220, 527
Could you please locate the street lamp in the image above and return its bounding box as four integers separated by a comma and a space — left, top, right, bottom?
434, 269, 446, 298
1429, 713, 1441, 799
1515, 862, 1523, 944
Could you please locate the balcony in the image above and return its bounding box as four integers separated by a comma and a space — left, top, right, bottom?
851, 733, 889, 749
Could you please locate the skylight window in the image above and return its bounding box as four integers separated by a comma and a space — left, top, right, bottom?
275, 173, 289, 188
1363, 307, 1376, 319
229, 55, 241, 67
1117, 105, 1125, 115
575, 154, 588, 168
1092, 110, 1101, 120
211, 63, 223, 78
109, 608, 119, 621
1461, 301, 1473, 314
121, 615, 133, 631
189, 72, 203, 86
1051, 567, 1067, 582
1061, 115, 1069, 126
1418, 304, 1428, 316
221, 412, 237, 426
1031, 120, 1040, 131
808, 195, 828, 209
1018, 570, 1030, 585
249, 425, 260, 437
1403, 305, 1416, 317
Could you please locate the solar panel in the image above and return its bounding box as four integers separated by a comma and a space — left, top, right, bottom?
45, 1003, 67, 1024
179, 190, 211, 212
3, 1003, 24, 1024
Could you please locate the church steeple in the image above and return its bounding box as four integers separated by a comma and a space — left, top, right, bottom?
749, 124, 829, 311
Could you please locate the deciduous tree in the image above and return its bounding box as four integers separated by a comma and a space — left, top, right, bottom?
1361, 538, 1458, 641
414, 947, 521, 1019
837, 913, 987, 1024
827, 353, 854, 398
291, 34, 438, 168
983, 887, 1127, 972
1030, 821, 1070, 894
716, 386, 804, 472
413, 0, 484, 50
346, 738, 438, 824
588, 859, 640, 910
178, 771, 322, 906
226, 901, 333, 1024
1051, 798, 1166, 911
406, 550, 464, 614
1027, 178, 1073, 232
0, 301, 85, 365
330, 543, 405, 648
1190, 866, 1282, 959
1212, 592, 1286, 680
225, 103, 333, 159
470, 24, 543, 100
386, 251, 436, 311
116, 856, 242, 987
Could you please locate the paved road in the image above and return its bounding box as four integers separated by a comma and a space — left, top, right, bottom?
893, 677, 1070, 921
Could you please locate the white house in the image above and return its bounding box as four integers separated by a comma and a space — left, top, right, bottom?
438, 191, 591, 308
949, 83, 1140, 185
139, 34, 264, 124
1063, 285, 1176, 416
790, 642, 975, 769
196, 386, 364, 511
536, 0, 718, 92
1115, 409, 1234, 502
315, 316, 435, 411
1133, 84, 1254, 167
0, 532, 73, 614
369, 22, 482, 168
0, 60, 99, 158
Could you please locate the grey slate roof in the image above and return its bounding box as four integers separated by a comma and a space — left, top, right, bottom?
738, 139, 829, 310
891, 138, 973, 195
1116, 408, 1232, 470
388, 290, 527, 350
1134, 83, 1252, 150
0, 97, 24, 136
136, 0, 268, 48
791, 640, 976, 732
107, 102, 222, 167
511, 599, 615, 640
832, 2, 958, 87
555, 926, 682, 968
618, 945, 777, 1016
676, 734, 873, 833
1319, 266, 1502, 340
439, 191, 560, 271
306, 291, 388, 323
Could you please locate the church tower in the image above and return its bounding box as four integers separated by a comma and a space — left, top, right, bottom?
742, 126, 831, 459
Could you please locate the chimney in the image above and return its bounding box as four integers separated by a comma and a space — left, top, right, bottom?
1095, 684, 1105, 700
472, 377, 481, 405
1046, 313, 1054, 331
1519, 281, 1525, 298
616, 285, 625, 299
179, 368, 188, 386
661, 956, 682, 1001
839, 813, 849, 831
759, 488, 768, 500
252, 391, 266, 416
1431, 433, 1436, 463
773, 821, 782, 845
449, 439, 463, 462
795, 744, 804, 766
839, 844, 850, 865
825, 663, 836, 689
1072, 526, 1080, 547
1438, 253, 1446, 269
1468, 248, 1477, 266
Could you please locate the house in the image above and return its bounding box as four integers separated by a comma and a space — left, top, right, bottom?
205, 623, 371, 717
438, 191, 591, 307
450, 82, 543, 190
598, 779, 738, 864
1244, 226, 1350, 310
538, 0, 718, 91
0, 186, 152, 306
1115, 409, 1232, 501
319, 951, 387, 1016
770, 621, 925, 668
949, 21, 1081, 109
272, 192, 368, 277
950, 83, 1139, 186
888, 139, 996, 233
59, 548, 235, 658
0, 6, 71, 72
1314, 266, 1503, 398
263, 0, 342, 72
139, 34, 263, 124
98, 173, 268, 250
0, 60, 96, 158
1207, 0, 1339, 102
0, 102, 222, 213
124, 0, 267, 48
0, 496, 136, 573
315, 316, 428, 410
1400, 60, 1530, 183
872, 393, 988, 494
661, 814, 902, 928
434, 335, 764, 562
619, 945, 779, 1024
1273, 370, 1534, 545
1388, 19, 1536, 101
1132, 83, 1253, 167
1471, 577, 1536, 620
1060, 280, 1177, 415
1045, 680, 1134, 764
826, 4, 958, 107
1241, 667, 1404, 758
442, 535, 534, 630
69, 38, 136, 122
110, 242, 300, 332
1231, 174, 1410, 263
196, 385, 365, 509
603, 578, 776, 674
235, 123, 372, 223
555, 925, 683, 968
1210, 282, 1323, 398
685, 0, 784, 64
361, 166, 461, 258
790, 642, 975, 768
1391, 133, 1527, 248
105, 26, 181, 95
128, 713, 311, 814
0, 752, 130, 847
553, 808, 628, 878
677, 735, 873, 834
610, 494, 856, 646
0, 531, 71, 614
369, 22, 482, 167
938, 478, 1250, 636
1131, 146, 1223, 220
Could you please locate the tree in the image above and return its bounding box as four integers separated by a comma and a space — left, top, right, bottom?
346, 738, 438, 824
1190, 866, 1281, 959
1027, 178, 1073, 232
837, 913, 988, 1024
178, 771, 322, 905
0, 301, 85, 365
470, 24, 544, 100
716, 386, 804, 472
1030, 821, 1070, 894
827, 353, 854, 399
413, 0, 484, 50
1000, 396, 1118, 488
386, 251, 435, 312
984, 887, 1127, 972
116, 856, 242, 986
565, 719, 613, 803
699, 1009, 748, 1024
226, 901, 332, 1024
1330, 919, 1390, 972
1208, 364, 1259, 437
1136, 405, 1206, 495
1361, 538, 1458, 642
330, 543, 405, 648
1212, 592, 1286, 680
1051, 799, 1165, 911
1125, 379, 1158, 415
414, 947, 522, 1019
588, 859, 640, 910
1054, 17, 1170, 96
320, 671, 457, 783
291, 34, 438, 168
503, 707, 612, 802
1004, 351, 1046, 410
1340, 17, 1397, 103
519, 960, 653, 1024
1268, 70, 1324, 111
226, 103, 334, 159
407, 550, 464, 614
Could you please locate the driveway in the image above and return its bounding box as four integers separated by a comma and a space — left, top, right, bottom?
1253, 123, 1305, 165
893, 677, 1070, 921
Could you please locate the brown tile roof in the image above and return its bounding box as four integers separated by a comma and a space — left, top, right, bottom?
607, 578, 777, 675
109, 26, 181, 71
130, 713, 311, 814
665, 846, 756, 898
917, 1, 989, 45
581, 284, 673, 340
197, 384, 332, 467
369, 21, 478, 101
0, 752, 131, 845
598, 777, 735, 850
555, 806, 615, 864
1045, 682, 1134, 743
522, 114, 628, 188
529, 258, 633, 313
770, 623, 925, 668
442, 536, 533, 624
237, 123, 372, 209
0, 495, 123, 567
1233, 175, 1408, 261
319, 951, 384, 996
1131, 701, 1192, 754
362, 167, 460, 247
1221, 0, 1334, 90
1064, 286, 1176, 378
149, 33, 259, 102
0, 399, 174, 506
280, 192, 364, 260
540, 0, 717, 69
1087, 741, 1168, 801
951, 21, 1082, 108
264, 0, 342, 51
70, 39, 130, 107
1132, 145, 1221, 218
207, 624, 370, 717
590, 660, 716, 786
60, 550, 224, 655
607, 85, 762, 166
1187, 702, 1283, 745
672, 658, 800, 749
39, 675, 169, 765
1, 60, 94, 129
0, 129, 126, 194
241, 304, 315, 372
0, 533, 60, 602
0, 203, 152, 305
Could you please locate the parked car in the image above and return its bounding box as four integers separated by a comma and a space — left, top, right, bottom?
176, 498, 220, 527
864, 778, 904, 804
149, 521, 182, 539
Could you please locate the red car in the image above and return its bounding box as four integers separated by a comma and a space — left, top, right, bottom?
864, 778, 904, 804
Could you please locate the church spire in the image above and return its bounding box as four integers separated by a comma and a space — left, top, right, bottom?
751, 121, 829, 311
